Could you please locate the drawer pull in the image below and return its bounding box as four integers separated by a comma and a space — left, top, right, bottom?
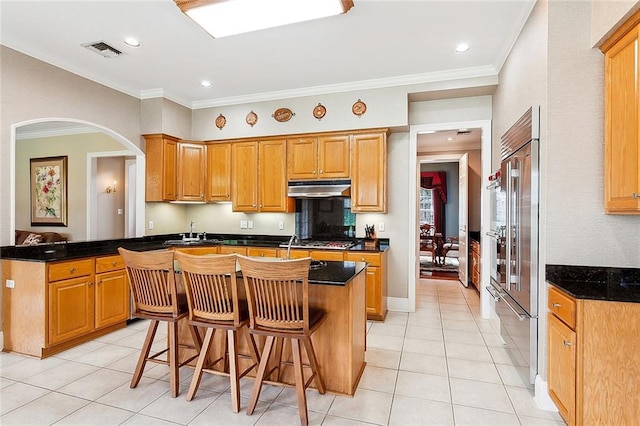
70, 267, 76, 273
552, 302, 561, 308
361, 257, 365, 261
563, 340, 572, 347
112, 261, 117, 266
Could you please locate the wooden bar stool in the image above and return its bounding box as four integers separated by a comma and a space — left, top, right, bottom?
118, 248, 201, 398
174, 252, 260, 411
237, 255, 327, 426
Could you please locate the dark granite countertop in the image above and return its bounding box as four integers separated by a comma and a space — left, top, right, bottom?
297, 260, 367, 286
546, 264, 640, 303
0, 234, 388, 262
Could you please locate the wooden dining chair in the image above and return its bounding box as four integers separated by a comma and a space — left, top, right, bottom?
174, 252, 260, 411
118, 248, 201, 398
237, 255, 327, 426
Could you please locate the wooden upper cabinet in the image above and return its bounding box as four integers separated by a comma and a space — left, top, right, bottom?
231, 141, 259, 212
207, 142, 231, 202
351, 132, 388, 212
259, 139, 291, 212
288, 135, 349, 180
144, 134, 179, 201
602, 19, 640, 214
178, 142, 206, 202
318, 134, 350, 179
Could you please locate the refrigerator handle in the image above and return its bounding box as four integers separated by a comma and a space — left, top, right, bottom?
505, 160, 512, 292
511, 159, 521, 292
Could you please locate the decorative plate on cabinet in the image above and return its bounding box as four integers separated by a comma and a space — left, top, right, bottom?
246, 110, 258, 127
272, 107, 295, 122
352, 99, 367, 117
313, 103, 326, 120
215, 114, 226, 130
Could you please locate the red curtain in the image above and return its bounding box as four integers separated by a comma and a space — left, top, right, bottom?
421, 172, 447, 236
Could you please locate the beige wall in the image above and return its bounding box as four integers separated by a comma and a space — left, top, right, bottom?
1, 46, 143, 246
591, 0, 639, 46
15, 133, 124, 241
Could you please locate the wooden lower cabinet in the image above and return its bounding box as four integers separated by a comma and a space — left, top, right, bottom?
547, 285, 640, 425
95, 255, 130, 329
2, 256, 129, 358
49, 275, 95, 345
344, 251, 388, 321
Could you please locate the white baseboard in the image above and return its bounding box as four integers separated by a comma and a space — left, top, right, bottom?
387, 297, 410, 312
535, 375, 559, 411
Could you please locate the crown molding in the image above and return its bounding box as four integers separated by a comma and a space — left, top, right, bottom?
16, 125, 100, 140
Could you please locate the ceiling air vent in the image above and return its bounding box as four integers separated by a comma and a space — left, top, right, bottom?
81, 41, 123, 58
457, 129, 471, 136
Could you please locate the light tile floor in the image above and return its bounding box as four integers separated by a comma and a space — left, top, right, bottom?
1, 278, 564, 425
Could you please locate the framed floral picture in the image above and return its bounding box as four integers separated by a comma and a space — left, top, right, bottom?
30, 156, 68, 226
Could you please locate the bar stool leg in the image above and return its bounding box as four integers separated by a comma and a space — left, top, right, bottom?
187, 327, 215, 401
131, 320, 159, 389
291, 338, 309, 426
227, 329, 241, 413
247, 335, 276, 415
303, 338, 325, 394
168, 321, 180, 398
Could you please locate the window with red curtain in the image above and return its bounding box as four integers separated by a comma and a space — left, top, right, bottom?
420, 172, 447, 236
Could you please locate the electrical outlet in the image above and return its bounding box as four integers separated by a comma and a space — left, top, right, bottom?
240, 220, 248, 229
117, 208, 123, 215
247, 220, 253, 229
6, 279, 15, 288
278, 220, 284, 230
148, 220, 154, 230
379, 222, 385, 232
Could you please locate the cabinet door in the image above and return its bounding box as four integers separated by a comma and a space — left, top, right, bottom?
178, 142, 206, 201
232, 141, 259, 212
49, 276, 94, 345
95, 270, 130, 329
163, 139, 179, 201
207, 143, 231, 201
604, 27, 640, 213
318, 134, 350, 179
548, 313, 576, 425
144, 134, 179, 202
351, 133, 387, 212
288, 137, 318, 180
365, 266, 381, 317
259, 139, 290, 212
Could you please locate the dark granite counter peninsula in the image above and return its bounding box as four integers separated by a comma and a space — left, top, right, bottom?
546, 264, 640, 303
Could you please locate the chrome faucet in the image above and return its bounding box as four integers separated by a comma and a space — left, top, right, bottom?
189, 221, 195, 239
286, 234, 298, 260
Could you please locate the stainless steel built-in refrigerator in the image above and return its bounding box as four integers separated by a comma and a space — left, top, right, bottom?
487, 107, 539, 385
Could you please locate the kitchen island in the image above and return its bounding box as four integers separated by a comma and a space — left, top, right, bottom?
1, 236, 369, 396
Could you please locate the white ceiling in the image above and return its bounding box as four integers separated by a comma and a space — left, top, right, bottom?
0, 0, 535, 110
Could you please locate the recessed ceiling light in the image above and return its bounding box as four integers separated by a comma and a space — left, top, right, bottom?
124, 37, 141, 48
455, 43, 469, 53
447, 137, 455, 141
200, 80, 212, 88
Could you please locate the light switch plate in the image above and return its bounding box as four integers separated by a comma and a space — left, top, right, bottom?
148, 220, 154, 230
240, 220, 248, 229
247, 220, 253, 229
278, 220, 284, 230
379, 222, 385, 232
6, 279, 15, 288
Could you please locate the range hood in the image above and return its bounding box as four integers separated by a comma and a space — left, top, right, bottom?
287, 179, 351, 198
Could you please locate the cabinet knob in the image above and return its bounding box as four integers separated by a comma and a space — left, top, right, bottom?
89, 282, 94, 287
313, 170, 316, 174
111, 261, 117, 266
552, 302, 561, 308
70, 267, 76, 273
361, 257, 365, 261
320, 170, 323, 174
98, 280, 102, 285
563, 340, 572, 347
633, 193, 639, 198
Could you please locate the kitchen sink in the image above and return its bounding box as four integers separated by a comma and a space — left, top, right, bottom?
163, 239, 221, 246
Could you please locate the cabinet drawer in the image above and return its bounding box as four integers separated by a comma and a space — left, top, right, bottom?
310, 250, 345, 261
95, 255, 125, 273
344, 252, 381, 267
219, 246, 248, 256
247, 247, 279, 258
548, 286, 576, 329
49, 259, 94, 282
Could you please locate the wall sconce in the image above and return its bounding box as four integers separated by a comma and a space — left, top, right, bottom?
106, 181, 117, 194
